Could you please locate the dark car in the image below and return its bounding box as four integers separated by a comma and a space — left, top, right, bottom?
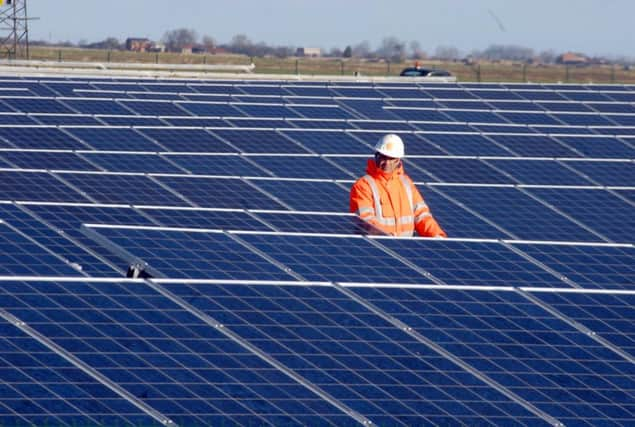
399, 67, 452, 77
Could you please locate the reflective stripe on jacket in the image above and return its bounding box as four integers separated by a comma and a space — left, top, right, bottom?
350, 159, 447, 237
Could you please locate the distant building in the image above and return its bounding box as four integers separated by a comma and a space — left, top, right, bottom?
296, 47, 321, 57
126, 38, 152, 52
557, 52, 588, 65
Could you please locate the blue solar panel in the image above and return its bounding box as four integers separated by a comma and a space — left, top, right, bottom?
235, 103, 299, 118
62, 98, 135, 115
121, 100, 191, 116
165, 153, 268, 176
82, 153, 185, 174
517, 91, 567, 101
486, 159, 593, 185
386, 107, 453, 122
0, 113, 37, 125
351, 285, 635, 425
68, 127, 163, 151
250, 179, 348, 212
94, 115, 166, 126
0, 170, 89, 203
236, 233, 432, 284
3, 98, 75, 114
251, 211, 368, 234
536, 101, 593, 112
527, 188, 635, 243
139, 207, 272, 231
410, 158, 511, 184
443, 110, 508, 124
498, 112, 562, 125
34, 114, 102, 126
84, 225, 296, 280
564, 160, 635, 187
0, 151, 99, 171
0, 127, 88, 150
0, 203, 118, 276
437, 186, 603, 242
156, 175, 286, 209
530, 290, 635, 355
0, 220, 83, 276
248, 155, 353, 180
0, 279, 351, 425
290, 105, 353, 120
0, 316, 155, 426
58, 172, 189, 206
379, 238, 567, 287
510, 242, 635, 289
488, 134, 580, 157
421, 133, 512, 156
163, 281, 547, 426
280, 130, 370, 154
338, 99, 401, 120
552, 113, 614, 126
419, 187, 511, 239
139, 128, 234, 153
558, 136, 631, 159
211, 129, 309, 154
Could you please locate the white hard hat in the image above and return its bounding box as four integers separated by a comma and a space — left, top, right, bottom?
374, 134, 405, 159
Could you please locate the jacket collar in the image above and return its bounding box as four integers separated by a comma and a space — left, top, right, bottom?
366, 158, 404, 181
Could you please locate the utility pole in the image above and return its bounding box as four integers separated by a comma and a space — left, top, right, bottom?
0, 0, 31, 59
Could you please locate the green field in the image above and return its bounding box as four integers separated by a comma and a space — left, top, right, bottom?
23, 46, 635, 84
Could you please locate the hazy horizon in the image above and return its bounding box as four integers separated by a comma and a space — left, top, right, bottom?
27, 0, 635, 59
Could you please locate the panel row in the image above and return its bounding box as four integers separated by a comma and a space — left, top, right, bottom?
1, 126, 634, 158
1, 278, 633, 426
2, 150, 633, 187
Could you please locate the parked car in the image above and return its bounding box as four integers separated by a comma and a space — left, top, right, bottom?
399, 67, 452, 77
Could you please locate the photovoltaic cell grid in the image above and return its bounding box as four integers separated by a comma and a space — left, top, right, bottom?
0, 76, 635, 426
0, 279, 352, 426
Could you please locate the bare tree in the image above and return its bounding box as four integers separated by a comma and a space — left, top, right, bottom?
409, 41, 426, 59
352, 41, 371, 58
377, 37, 406, 62
481, 44, 534, 61
538, 49, 557, 64
202, 35, 216, 52
162, 28, 198, 51
435, 45, 460, 61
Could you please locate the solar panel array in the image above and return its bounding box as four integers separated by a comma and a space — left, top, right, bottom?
0, 75, 634, 426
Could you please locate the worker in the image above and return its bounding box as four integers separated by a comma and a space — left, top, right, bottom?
350, 134, 447, 237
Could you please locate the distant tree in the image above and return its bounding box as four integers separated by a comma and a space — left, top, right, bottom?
538, 49, 557, 64
435, 45, 460, 61
202, 35, 216, 52
480, 44, 534, 61
83, 37, 121, 50
377, 37, 406, 62
352, 41, 371, 58
409, 41, 426, 59
162, 28, 198, 51
328, 47, 343, 57
343, 45, 352, 58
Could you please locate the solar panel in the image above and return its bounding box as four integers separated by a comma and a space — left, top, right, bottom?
0, 220, 83, 276
436, 186, 604, 242
508, 242, 635, 289
2, 76, 635, 426
350, 285, 635, 425
162, 280, 548, 426
525, 187, 635, 243
0, 127, 88, 150
0, 315, 156, 426
0, 279, 352, 426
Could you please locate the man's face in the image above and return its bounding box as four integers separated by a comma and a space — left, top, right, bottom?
375, 152, 401, 173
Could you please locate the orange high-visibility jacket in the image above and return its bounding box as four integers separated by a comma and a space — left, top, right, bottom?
350, 159, 447, 237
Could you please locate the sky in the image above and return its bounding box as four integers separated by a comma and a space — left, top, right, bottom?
26, 0, 635, 58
